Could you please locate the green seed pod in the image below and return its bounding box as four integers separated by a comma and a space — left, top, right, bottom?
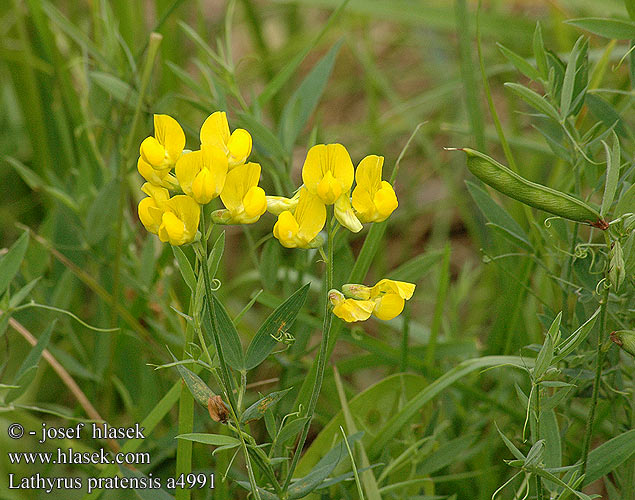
610, 330, 635, 358
608, 241, 625, 291
451, 148, 608, 229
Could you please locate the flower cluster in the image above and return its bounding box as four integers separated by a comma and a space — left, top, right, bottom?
268, 144, 399, 248
328, 279, 415, 322
137, 112, 266, 245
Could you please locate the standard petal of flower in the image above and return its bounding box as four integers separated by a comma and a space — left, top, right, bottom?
154, 114, 185, 164
201, 144, 228, 192
355, 155, 383, 193
175, 150, 202, 198
372, 293, 405, 320
302, 144, 354, 204
334, 195, 363, 233
200, 111, 230, 151
220, 162, 261, 213
295, 188, 326, 244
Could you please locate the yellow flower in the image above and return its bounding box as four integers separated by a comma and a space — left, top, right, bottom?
212, 162, 267, 224
157, 195, 200, 246
273, 187, 325, 248
138, 183, 170, 234
352, 155, 398, 223
328, 290, 375, 323
337, 278, 416, 322
334, 195, 362, 233
302, 144, 354, 205
200, 111, 252, 168
137, 157, 178, 189
139, 114, 186, 168
175, 146, 228, 204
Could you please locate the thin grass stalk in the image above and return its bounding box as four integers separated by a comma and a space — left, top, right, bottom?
283, 207, 335, 491
425, 242, 450, 370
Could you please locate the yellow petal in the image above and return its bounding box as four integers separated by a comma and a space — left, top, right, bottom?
138, 198, 162, 234
355, 155, 383, 194
302, 144, 354, 203
201, 144, 228, 191
154, 114, 185, 164
162, 195, 200, 245
140, 136, 166, 166
243, 186, 267, 218
191, 168, 215, 204
341, 283, 372, 300
141, 182, 169, 203
294, 187, 326, 244
228, 129, 252, 166
138, 157, 169, 185
273, 211, 300, 248
374, 181, 398, 220
371, 279, 416, 300
333, 298, 375, 323
334, 195, 362, 233
220, 162, 261, 213
200, 111, 230, 151
160, 211, 185, 244
372, 294, 405, 321
175, 150, 203, 197
316, 170, 342, 205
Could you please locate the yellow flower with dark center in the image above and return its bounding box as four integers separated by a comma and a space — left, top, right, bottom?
273, 187, 326, 248
328, 290, 375, 323
138, 183, 170, 234
157, 195, 200, 246
200, 111, 252, 168
139, 114, 186, 169
352, 155, 398, 223
175, 145, 228, 204
211, 162, 267, 224
302, 144, 354, 206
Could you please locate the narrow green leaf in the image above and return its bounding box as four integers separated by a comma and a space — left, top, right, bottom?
496, 423, 526, 460
85, 180, 118, 246
533, 22, 548, 79
534, 333, 554, 380
560, 37, 584, 119
259, 239, 280, 290
504, 82, 560, 121
0, 231, 29, 297
600, 132, 621, 217
288, 433, 362, 499
245, 283, 310, 370
172, 247, 197, 292
6, 321, 54, 403
90, 71, 139, 107
583, 429, 635, 486
211, 296, 245, 371
208, 231, 225, 280
279, 41, 342, 150
176, 433, 240, 447
171, 354, 215, 407
497, 43, 541, 81
552, 308, 601, 363
241, 388, 292, 424
8, 278, 41, 309
565, 18, 635, 40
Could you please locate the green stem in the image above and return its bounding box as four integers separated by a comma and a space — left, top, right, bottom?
535, 383, 544, 500
196, 209, 261, 500
283, 208, 335, 492
581, 236, 611, 474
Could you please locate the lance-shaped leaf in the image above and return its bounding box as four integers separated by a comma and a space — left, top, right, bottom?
552, 308, 600, 363
170, 354, 215, 407
245, 283, 310, 370
0, 231, 29, 298
241, 388, 293, 424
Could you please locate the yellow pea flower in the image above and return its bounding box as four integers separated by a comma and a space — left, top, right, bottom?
200, 111, 252, 168
352, 155, 398, 223
175, 146, 228, 205
157, 195, 200, 246
302, 144, 354, 205
273, 187, 326, 248
211, 162, 267, 224
334, 195, 363, 233
337, 278, 415, 322
139, 114, 186, 168
137, 157, 178, 189
138, 183, 170, 234
328, 290, 375, 323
